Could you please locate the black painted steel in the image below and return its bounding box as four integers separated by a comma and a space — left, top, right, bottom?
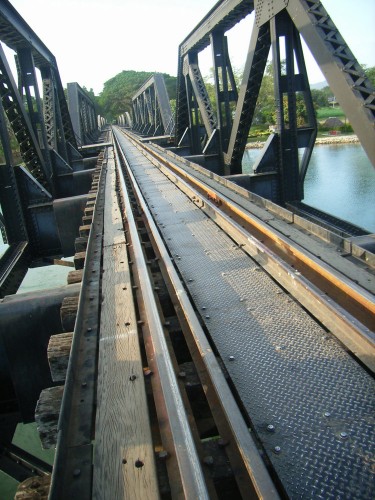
132, 73, 174, 136
174, 0, 374, 204
0, 443, 52, 482
0, 0, 98, 291
287, 0, 375, 167
67, 82, 98, 146
0, 283, 81, 421
50, 155, 106, 500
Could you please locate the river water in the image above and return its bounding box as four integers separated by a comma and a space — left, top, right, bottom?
243, 142, 375, 233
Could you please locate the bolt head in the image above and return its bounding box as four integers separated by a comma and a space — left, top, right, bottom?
274, 446, 281, 454
267, 424, 275, 432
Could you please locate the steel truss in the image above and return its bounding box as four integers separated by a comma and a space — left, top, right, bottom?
0, 0, 99, 296
117, 111, 132, 128
132, 73, 175, 136
0, 1, 102, 483
175, 0, 375, 204
67, 82, 98, 146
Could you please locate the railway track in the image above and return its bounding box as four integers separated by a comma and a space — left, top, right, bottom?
50, 129, 374, 499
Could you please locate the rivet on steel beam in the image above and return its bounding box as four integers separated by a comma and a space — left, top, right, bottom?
73, 468, 81, 477
340, 432, 348, 439
267, 424, 275, 432
205, 315, 210, 319
228, 356, 235, 361
81, 382, 87, 388
274, 446, 281, 454
202, 306, 206, 310
87, 327, 92, 332
324, 412, 331, 417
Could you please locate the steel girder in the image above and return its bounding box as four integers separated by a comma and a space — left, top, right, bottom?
175, 0, 374, 203
132, 73, 174, 136
117, 112, 132, 128
0, 0, 97, 297
67, 82, 98, 146
286, 0, 375, 168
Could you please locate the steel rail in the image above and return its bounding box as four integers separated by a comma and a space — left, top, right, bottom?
113, 127, 280, 498
115, 127, 375, 372
50, 149, 107, 500
113, 137, 210, 500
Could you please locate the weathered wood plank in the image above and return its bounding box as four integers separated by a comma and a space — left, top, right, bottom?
67, 269, 83, 284
79, 224, 91, 237
84, 206, 94, 216
75, 236, 88, 252
93, 153, 159, 499
82, 215, 93, 225
35, 386, 64, 449
60, 296, 78, 332
48, 332, 73, 382
74, 251, 86, 269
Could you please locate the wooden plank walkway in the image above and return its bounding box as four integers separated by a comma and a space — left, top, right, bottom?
92, 148, 159, 499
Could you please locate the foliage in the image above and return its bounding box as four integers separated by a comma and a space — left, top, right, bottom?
253, 62, 275, 125
316, 107, 345, 120
97, 70, 177, 121
310, 86, 334, 109
82, 86, 96, 103
364, 65, 375, 87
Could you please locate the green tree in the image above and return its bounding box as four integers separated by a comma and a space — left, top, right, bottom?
364, 65, 375, 86
253, 62, 276, 125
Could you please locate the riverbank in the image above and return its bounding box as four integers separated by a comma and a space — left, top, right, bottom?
246, 134, 359, 149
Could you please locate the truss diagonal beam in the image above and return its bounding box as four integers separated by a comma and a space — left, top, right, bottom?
286, 0, 375, 166
0, 44, 53, 193
225, 21, 271, 172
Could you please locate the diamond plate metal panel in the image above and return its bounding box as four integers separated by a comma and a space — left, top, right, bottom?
117, 134, 375, 499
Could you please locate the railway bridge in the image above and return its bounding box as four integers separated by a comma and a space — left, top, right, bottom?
0, 1, 374, 499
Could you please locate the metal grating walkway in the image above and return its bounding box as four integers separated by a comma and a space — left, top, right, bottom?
117, 133, 375, 499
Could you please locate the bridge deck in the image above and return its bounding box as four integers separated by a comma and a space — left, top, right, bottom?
116, 132, 375, 499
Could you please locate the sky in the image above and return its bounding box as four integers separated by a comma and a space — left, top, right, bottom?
5, 0, 375, 95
